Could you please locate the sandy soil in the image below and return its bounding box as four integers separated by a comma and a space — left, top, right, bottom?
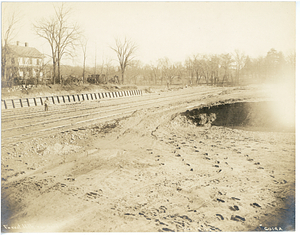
1, 83, 177, 100
1, 85, 295, 232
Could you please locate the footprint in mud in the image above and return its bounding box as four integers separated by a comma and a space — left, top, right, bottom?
229, 205, 239, 211
85, 190, 103, 199
216, 214, 224, 220
158, 205, 167, 213
231, 215, 245, 222
273, 179, 287, 184
124, 213, 135, 216
250, 203, 261, 208
231, 197, 241, 201
161, 228, 175, 232
65, 177, 75, 181
177, 187, 182, 192
217, 198, 225, 203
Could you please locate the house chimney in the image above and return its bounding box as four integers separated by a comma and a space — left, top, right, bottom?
25, 42, 28, 47
16, 41, 19, 46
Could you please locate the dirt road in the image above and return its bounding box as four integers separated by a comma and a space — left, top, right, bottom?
1, 84, 295, 232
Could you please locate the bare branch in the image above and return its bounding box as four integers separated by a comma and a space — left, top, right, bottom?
33, 3, 82, 84
110, 37, 137, 84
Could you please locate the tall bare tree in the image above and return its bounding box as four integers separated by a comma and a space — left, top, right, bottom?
54, 4, 81, 84
111, 37, 137, 84
2, 7, 21, 86
33, 3, 81, 85
33, 17, 57, 84
80, 36, 88, 83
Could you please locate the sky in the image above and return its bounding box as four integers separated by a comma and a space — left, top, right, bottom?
2, 1, 296, 68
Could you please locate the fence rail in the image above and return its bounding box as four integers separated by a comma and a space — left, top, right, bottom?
1, 89, 142, 110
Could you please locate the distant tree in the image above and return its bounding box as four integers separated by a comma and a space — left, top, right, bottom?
126, 60, 142, 84
220, 53, 234, 84
208, 54, 221, 85
103, 58, 115, 82
157, 57, 178, 87
110, 37, 137, 84
233, 49, 246, 85
191, 54, 202, 84
286, 52, 296, 79
150, 63, 160, 85
184, 57, 194, 85
242, 56, 253, 80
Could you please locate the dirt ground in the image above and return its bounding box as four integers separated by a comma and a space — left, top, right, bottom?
1, 84, 295, 232
1, 83, 176, 100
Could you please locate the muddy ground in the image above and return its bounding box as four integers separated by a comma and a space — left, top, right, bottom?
1, 84, 295, 232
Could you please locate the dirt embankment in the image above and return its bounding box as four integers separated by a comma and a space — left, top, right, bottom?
1, 93, 295, 232
1, 84, 140, 100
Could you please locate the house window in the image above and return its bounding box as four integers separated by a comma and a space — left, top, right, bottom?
37, 59, 40, 65
22, 57, 25, 64
29, 58, 32, 64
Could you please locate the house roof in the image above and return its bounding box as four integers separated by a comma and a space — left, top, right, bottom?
8, 44, 44, 58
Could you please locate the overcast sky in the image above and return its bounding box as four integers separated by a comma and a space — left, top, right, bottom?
2, 1, 296, 67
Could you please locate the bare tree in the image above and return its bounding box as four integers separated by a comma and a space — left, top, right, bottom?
80, 36, 88, 83
33, 3, 81, 85
33, 17, 57, 84
220, 53, 233, 84
110, 37, 137, 84
2, 7, 21, 86
54, 4, 81, 84
233, 49, 246, 85
184, 57, 194, 85
150, 63, 160, 85
157, 57, 178, 87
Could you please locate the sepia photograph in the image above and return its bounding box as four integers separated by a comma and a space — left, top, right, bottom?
1, 1, 296, 232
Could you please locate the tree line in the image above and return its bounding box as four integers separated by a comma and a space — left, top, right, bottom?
2, 4, 295, 87
123, 48, 295, 86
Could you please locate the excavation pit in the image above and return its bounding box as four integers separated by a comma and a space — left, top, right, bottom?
184, 101, 295, 133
